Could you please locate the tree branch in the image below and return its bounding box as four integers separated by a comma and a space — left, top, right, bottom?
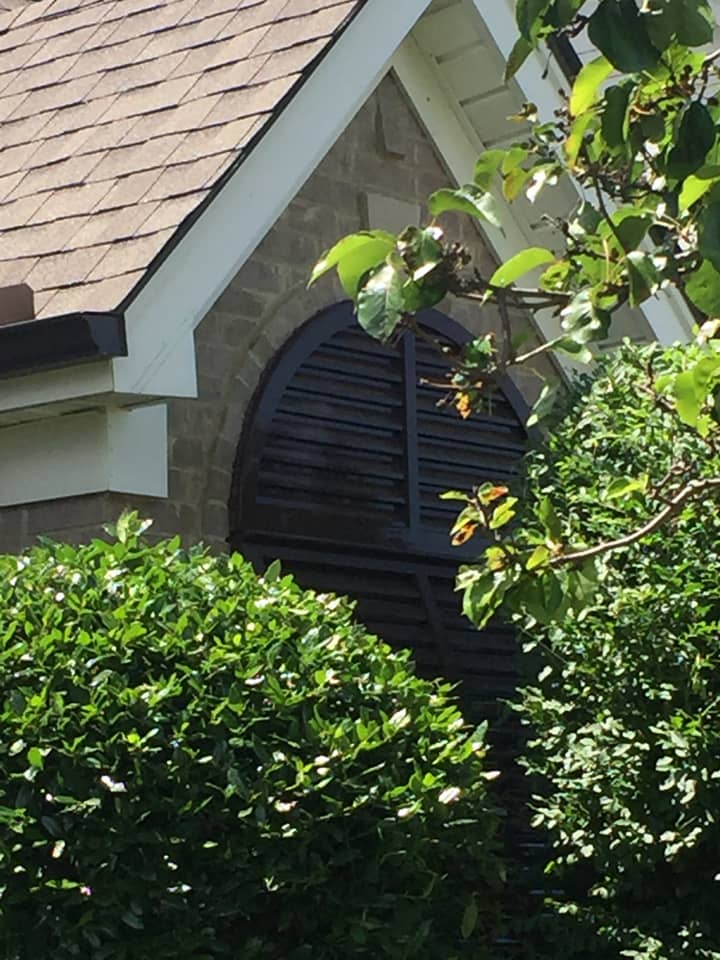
551, 477, 720, 566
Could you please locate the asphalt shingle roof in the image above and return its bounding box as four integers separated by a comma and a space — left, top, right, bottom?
0, 0, 363, 319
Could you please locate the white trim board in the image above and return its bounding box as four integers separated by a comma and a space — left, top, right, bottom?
114, 0, 433, 398
0, 360, 114, 423
0, 404, 167, 507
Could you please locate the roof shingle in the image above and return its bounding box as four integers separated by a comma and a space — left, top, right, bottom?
0, 0, 364, 318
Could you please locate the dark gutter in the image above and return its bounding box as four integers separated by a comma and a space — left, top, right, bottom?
0, 311, 127, 379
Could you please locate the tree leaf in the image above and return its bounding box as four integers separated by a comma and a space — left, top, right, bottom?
461, 899, 479, 939
311, 232, 396, 295
516, 0, 554, 39
677, 0, 715, 46
490, 247, 555, 287
527, 383, 559, 426
603, 210, 652, 252
439, 490, 470, 502
503, 165, 531, 200
646, 0, 715, 49
356, 263, 404, 341
699, 202, 720, 272
627, 250, 660, 306
601, 81, 632, 149
605, 475, 648, 500
685, 259, 720, 314
587, 0, 660, 72
566, 112, 597, 168
568, 201, 602, 240
538, 496, 562, 542
673, 369, 703, 426
570, 55, 613, 117
678, 169, 720, 211
560, 291, 611, 343
670, 357, 720, 428
429, 186, 502, 226
474, 150, 506, 190
554, 337, 594, 364
502, 146, 529, 175
526, 545, 550, 571
665, 102, 716, 180
505, 35, 535, 81
490, 497, 519, 530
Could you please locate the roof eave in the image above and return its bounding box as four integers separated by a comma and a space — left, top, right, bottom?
0, 311, 127, 380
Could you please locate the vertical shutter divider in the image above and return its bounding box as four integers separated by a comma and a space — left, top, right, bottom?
403, 330, 421, 538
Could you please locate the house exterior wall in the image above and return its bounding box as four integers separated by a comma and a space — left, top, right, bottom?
0, 73, 549, 554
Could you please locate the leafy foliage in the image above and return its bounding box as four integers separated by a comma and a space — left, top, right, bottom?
311, 0, 720, 429
312, 4, 720, 955
0, 516, 503, 960
515, 343, 720, 959
312, 0, 720, 633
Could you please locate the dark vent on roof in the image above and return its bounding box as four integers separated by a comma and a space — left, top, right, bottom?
0, 284, 34, 326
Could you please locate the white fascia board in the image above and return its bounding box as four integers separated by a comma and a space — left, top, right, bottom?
115, 0, 433, 397
471, 0, 693, 344
0, 403, 167, 507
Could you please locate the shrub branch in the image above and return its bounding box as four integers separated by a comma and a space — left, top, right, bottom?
552, 476, 720, 566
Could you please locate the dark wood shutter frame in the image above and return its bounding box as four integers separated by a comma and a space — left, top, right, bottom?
229, 302, 529, 721
229, 302, 546, 922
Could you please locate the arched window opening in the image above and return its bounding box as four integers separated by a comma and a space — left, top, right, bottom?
229, 302, 529, 728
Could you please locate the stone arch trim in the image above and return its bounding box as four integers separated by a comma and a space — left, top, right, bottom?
198, 278, 346, 543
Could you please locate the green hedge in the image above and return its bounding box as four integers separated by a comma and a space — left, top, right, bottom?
0, 515, 503, 959
518, 343, 720, 960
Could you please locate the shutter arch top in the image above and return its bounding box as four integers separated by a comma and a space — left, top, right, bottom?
229, 305, 538, 908
230, 301, 528, 564
229, 301, 529, 715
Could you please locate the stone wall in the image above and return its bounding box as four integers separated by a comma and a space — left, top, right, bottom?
0, 72, 549, 553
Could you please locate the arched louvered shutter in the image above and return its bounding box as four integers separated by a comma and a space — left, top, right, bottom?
230, 304, 541, 920
229, 303, 529, 728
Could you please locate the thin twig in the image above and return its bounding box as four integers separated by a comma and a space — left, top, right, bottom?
514, 338, 560, 366
498, 292, 513, 365
591, 169, 625, 251
457, 286, 570, 308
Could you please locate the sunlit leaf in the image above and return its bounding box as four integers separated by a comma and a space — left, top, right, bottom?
570, 55, 613, 117
490, 247, 555, 287
605, 475, 649, 500
356, 263, 404, 341
311, 232, 396, 295
429, 186, 502, 226
678, 168, 720, 211
526, 545, 550, 571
